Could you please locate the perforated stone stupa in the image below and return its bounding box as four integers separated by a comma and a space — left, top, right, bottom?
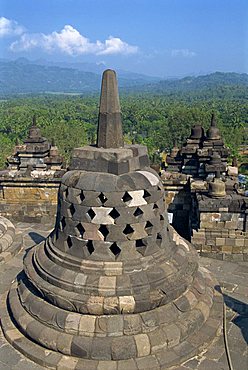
1, 70, 222, 369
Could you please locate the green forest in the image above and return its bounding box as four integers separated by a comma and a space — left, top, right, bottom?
0, 87, 247, 169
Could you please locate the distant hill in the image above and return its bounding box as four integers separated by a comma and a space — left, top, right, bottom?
139, 72, 248, 92
0, 59, 247, 97
30, 58, 160, 83
0, 59, 159, 96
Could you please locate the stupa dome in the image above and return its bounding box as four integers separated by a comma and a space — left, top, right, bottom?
206, 114, 221, 140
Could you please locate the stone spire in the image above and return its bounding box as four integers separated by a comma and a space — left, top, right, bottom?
97, 69, 124, 148
210, 113, 216, 127
207, 113, 221, 140
27, 115, 42, 140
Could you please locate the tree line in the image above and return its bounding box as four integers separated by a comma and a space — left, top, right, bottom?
0, 92, 247, 169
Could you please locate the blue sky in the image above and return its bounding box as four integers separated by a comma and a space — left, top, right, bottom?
0, 0, 247, 77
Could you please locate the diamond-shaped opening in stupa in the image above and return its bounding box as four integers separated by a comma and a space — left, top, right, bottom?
64, 188, 69, 198
69, 204, 76, 217
123, 224, 134, 235
122, 191, 133, 203
87, 208, 96, 220
80, 191, 85, 202
133, 207, 144, 217
99, 224, 109, 239
76, 223, 85, 238
98, 192, 108, 204
67, 236, 73, 248
136, 239, 146, 248
145, 221, 153, 235
86, 240, 95, 255
156, 232, 162, 246
143, 189, 151, 201
60, 217, 66, 230
109, 208, 120, 220
109, 242, 121, 256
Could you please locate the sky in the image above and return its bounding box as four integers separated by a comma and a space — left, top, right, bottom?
0, 0, 247, 77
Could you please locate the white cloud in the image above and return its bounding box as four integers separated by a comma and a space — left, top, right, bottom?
97, 36, 138, 55
0, 17, 25, 37
10, 25, 138, 56
171, 49, 196, 58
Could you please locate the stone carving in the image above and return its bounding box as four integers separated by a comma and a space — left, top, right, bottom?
6, 115, 64, 175
208, 171, 226, 198
166, 114, 230, 178
1, 70, 222, 369
0, 216, 22, 263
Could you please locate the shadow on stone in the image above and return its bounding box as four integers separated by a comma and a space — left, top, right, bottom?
224, 293, 248, 344
216, 285, 248, 344
28, 232, 46, 244
167, 187, 191, 240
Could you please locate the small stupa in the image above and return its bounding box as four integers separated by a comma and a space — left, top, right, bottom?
1, 70, 222, 369
6, 116, 64, 174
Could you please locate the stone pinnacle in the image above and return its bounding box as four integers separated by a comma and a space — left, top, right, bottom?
97, 69, 124, 148
32, 114, 37, 127
211, 113, 216, 127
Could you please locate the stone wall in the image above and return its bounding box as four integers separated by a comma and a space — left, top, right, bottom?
0, 178, 60, 223
191, 193, 248, 261
162, 174, 192, 240
161, 173, 248, 260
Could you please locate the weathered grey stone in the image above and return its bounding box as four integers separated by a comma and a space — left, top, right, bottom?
97, 69, 124, 149
111, 336, 137, 360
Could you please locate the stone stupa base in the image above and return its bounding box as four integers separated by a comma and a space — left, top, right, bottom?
0, 216, 22, 263
1, 232, 223, 370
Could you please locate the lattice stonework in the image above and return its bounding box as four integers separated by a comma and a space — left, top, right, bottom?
1, 69, 222, 370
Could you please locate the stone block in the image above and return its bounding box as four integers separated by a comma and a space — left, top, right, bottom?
148, 327, 168, 353
232, 245, 243, 254
87, 296, 104, 315
226, 238, 236, 247
71, 336, 93, 358
162, 323, 180, 347
123, 315, 142, 335
111, 336, 137, 360
79, 315, 96, 336
91, 337, 112, 360
65, 313, 81, 334
107, 315, 124, 336
99, 276, 116, 296
134, 334, 150, 357
119, 296, 135, 313
103, 297, 119, 314
97, 361, 117, 370
235, 238, 245, 247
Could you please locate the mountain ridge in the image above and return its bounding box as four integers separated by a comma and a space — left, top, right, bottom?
0, 59, 247, 96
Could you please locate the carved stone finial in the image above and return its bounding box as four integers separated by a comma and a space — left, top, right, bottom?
207, 113, 221, 140
208, 170, 226, 198
210, 113, 216, 127
28, 116, 41, 139
97, 69, 124, 148
32, 115, 38, 127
